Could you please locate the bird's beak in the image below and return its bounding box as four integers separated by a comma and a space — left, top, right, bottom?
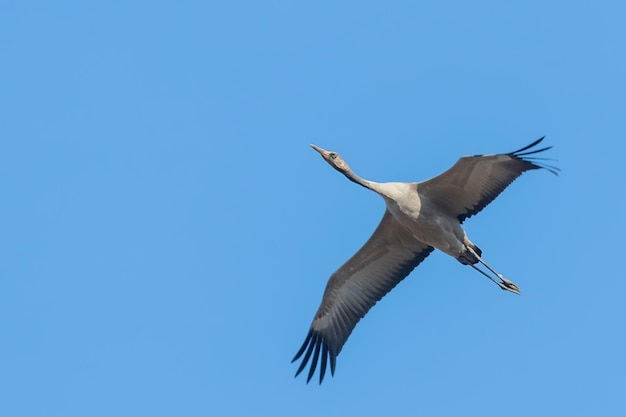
310, 144, 329, 157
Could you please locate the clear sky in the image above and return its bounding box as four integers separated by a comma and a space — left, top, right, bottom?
1, 1, 625, 416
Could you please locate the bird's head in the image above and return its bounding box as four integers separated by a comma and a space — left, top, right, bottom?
310, 144, 352, 175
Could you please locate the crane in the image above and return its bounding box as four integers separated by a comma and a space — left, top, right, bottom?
292, 137, 557, 384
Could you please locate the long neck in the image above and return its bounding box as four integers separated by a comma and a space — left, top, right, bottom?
341, 166, 396, 200
342, 168, 376, 191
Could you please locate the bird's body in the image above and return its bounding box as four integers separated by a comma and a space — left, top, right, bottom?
293, 138, 557, 384
383, 184, 464, 256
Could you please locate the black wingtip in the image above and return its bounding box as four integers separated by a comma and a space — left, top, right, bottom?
306, 339, 321, 383
319, 344, 328, 384
292, 332, 312, 363
530, 161, 560, 176
294, 332, 316, 378
292, 330, 336, 384
515, 145, 553, 157
509, 136, 545, 155
509, 136, 559, 175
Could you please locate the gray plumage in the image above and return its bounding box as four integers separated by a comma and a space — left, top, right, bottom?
293, 137, 557, 384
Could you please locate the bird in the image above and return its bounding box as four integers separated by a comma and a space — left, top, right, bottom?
292, 137, 557, 384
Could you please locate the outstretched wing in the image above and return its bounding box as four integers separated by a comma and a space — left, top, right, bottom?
417, 137, 557, 223
292, 210, 433, 384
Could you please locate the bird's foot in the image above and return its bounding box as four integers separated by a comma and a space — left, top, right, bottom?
497, 276, 521, 295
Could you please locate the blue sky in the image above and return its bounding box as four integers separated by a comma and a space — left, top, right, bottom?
1, 1, 625, 416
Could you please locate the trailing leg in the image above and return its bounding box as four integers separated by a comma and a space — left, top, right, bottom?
462, 246, 521, 295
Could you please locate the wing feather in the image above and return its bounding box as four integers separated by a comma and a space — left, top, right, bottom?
417, 137, 557, 223
292, 210, 433, 383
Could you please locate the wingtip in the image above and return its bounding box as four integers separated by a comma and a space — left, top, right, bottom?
306, 340, 322, 383
293, 330, 337, 384
510, 136, 547, 155
294, 333, 316, 378
292, 331, 312, 363
319, 345, 328, 384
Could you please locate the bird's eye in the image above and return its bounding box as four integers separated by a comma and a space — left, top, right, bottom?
329, 153, 337, 160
